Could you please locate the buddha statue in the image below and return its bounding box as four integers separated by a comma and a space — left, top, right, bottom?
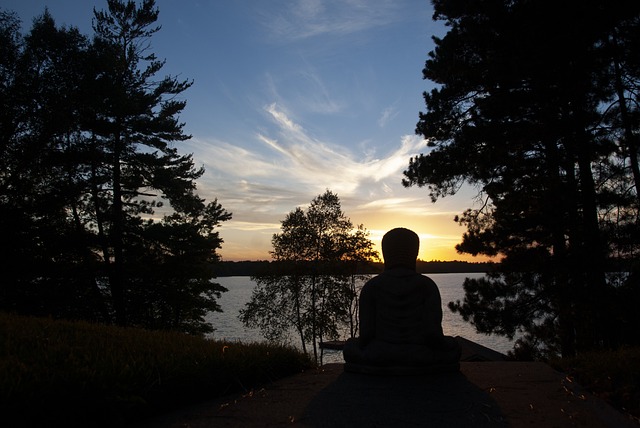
343, 227, 461, 374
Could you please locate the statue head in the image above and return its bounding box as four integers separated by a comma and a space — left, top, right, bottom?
381, 227, 420, 270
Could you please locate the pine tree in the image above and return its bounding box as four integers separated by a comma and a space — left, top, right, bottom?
404, 0, 640, 358
0, 2, 231, 334
86, 0, 220, 325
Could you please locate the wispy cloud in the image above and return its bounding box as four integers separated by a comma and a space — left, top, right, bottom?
263, 67, 344, 118
188, 103, 428, 221
297, 68, 345, 114
220, 220, 281, 232
378, 103, 399, 128
259, 0, 401, 42
184, 138, 281, 179
259, 103, 426, 194
355, 197, 460, 217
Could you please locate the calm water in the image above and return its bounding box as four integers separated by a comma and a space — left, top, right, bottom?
205, 273, 516, 360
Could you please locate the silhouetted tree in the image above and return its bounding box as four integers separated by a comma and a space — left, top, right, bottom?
125, 201, 231, 334
87, 0, 198, 324
0, 10, 102, 319
404, 0, 640, 358
0, 2, 231, 334
240, 190, 378, 364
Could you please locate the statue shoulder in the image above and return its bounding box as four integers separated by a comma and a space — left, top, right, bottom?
417, 273, 438, 284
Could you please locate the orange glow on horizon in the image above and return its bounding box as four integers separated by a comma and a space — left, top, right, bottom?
220, 240, 493, 263
219, 213, 495, 263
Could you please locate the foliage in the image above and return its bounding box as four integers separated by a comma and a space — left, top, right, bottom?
0, 312, 311, 427
0, 1, 230, 334
404, 0, 640, 358
240, 190, 379, 364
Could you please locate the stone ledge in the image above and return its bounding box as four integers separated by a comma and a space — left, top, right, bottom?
321, 335, 508, 362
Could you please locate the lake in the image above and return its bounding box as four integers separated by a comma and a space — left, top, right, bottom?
205, 273, 517, 361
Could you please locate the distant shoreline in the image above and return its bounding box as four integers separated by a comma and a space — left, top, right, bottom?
215, 260, 494, 277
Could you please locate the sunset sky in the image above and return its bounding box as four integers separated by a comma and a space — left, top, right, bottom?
6, 0, 490, 262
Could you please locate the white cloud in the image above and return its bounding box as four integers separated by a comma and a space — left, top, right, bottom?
221, 220, 281, 232
259, 0, 401, 42
185, 102, 430, 222
355, 197, 459, 217
184, 138, 280, 179
258, 103, 427, 194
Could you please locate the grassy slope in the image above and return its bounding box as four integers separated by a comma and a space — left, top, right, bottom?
0, 312, 312, 427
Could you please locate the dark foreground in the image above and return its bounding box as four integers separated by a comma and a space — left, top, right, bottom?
137, 361, 637, 427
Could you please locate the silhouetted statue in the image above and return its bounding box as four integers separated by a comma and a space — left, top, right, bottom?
343, 227, 461, 374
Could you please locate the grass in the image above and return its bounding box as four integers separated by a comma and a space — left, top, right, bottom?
0, 312, 313, 427
552, 347, 640, 422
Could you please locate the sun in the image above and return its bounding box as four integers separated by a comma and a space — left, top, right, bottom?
354, 213, 492, 263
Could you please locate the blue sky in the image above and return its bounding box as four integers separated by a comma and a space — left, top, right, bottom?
6, 0, 485, 262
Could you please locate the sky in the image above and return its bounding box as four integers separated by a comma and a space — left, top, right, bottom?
5, 0, 489, 263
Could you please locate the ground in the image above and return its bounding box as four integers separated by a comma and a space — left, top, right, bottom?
136, 361, 637, 427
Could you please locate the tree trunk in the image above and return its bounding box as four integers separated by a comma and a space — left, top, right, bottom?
111, 130, 126, 326
349, 274, 357, 338
90, 156, 117, 322
310, 274, 318, 365
545, 139, 577, 358
611, 35, 640, 204
293, 276, 307, 356
575, 127, 610, 350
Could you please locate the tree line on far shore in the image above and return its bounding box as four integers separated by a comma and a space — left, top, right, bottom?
216, 259, 493, 277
